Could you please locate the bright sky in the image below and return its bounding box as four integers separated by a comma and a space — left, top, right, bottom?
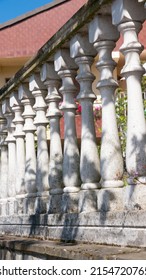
0, 0, 54, 24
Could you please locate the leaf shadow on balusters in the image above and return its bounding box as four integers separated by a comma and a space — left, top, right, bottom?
59, 164, 81, 241
28, 115, 63, 239
59, 157, 100, 243
76, 154, 101, 239
56, 110, 101, 242
27, 110, 121, 243
47, 166, 63, 215
99, 134, 123, 225
29, 176, 49, 235
35, 125, 50, 209
28, 157, 62, 237
53, 125, 81, 243
96, 57, 126, 215
24, 157, 37, 232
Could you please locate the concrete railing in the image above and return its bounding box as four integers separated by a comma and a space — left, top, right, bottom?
0, 0, 146, 247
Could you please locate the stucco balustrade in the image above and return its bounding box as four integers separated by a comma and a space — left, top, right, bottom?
0, 0, 146, 248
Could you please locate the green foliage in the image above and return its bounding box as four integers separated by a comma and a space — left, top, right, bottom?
141, 75, 146, 92
115, 76, 146, 160
115, 89, 127, 157
141, 76, 146, 116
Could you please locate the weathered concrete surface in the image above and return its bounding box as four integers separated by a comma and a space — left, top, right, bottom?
1, 210, 146, 247
0, 235, 146, 260
1, 187, 146, 247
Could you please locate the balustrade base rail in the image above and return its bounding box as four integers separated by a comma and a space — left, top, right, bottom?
0, 211, 146, 247
0, 185, 146, 247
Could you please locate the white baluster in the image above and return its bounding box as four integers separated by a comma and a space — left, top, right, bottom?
112, 0, 146, 184
70, 33, 101, 212
89, 16, 124, 188
2, 99, 16, 215
54, 49, 81, 212
70, 34, 100, 190
41, 62, 63, 213
18, 84, 36, 214
29, 74, 49, 213
0, 104, 8, 216
9, 92, 26, 214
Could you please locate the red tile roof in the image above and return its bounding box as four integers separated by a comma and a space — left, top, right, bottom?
0, 0, 87, 58
1, 0, 145, 58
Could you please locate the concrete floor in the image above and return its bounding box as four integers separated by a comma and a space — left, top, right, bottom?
0, 236, 146, 259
